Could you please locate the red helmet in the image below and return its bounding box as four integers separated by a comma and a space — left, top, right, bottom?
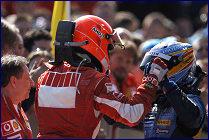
73, 15, 124, 73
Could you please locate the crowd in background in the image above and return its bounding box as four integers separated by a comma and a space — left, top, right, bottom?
1, 1, 208, 139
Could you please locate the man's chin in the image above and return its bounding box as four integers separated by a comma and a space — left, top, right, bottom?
115, 75, 126, 83
112, 71, 127, 82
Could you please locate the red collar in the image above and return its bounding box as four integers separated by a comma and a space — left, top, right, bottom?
2, 95, 29, 138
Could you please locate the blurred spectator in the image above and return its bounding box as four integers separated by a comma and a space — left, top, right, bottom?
13, 33, 25, 57
27, 49, 53, 72
1, 18, 25, 57
27, 49, 52, 89
187, 25, 208, 45
115, 27, 134, 41
27, 48, 53, 85
114, 11, 140, 32
187, 4, 208, 44
196, 58, 208, 134
113, 11, 142, 47
14, 14, 33, 37
175, 17, 193, 38
71, 5, 88, 21
199, 4, 208, 28
33, 8, 52, 31
192, 37, 208, 60
1, 18, 18, 56
132, 33, 143, 48
196, 58, 208, 107
142, 12, 177, 40
113, 28, 143, 85
109, 40, 139, 93
114, 27, 143, 49
93, 1, 117, 26
23, 29, 52, 57
104, 40, 142, 138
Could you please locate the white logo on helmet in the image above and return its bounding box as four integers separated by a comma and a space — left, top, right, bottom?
147, 51, 171, 61
92, 27, 104, 39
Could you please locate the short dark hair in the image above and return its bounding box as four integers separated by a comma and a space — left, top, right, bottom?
14, 14, 33, 24
1, 19, 20, 56
27, 49, 53, 63
1, 55, 28, 87
114, 11, 140, 31
23, 29, 52, 52
93, 1, 117, 13
142, 12, 176, 35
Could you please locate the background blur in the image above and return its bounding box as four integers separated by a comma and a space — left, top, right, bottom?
1, 1, 208, 139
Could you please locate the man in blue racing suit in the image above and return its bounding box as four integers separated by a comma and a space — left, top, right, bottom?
140, 41, 207, 139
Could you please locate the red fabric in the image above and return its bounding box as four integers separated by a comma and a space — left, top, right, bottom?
35, 62, 158, 139
110, 73, 139, 98
36, 1, 54, 13
131, 65, 144, 85
1, 1, 16, 15
1, 95, 32, 139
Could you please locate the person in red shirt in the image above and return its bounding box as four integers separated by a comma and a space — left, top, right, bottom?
1, 55, 35, 139
35, 15, 168, 139
109, 40, 139, 97
105, 40, 141, 138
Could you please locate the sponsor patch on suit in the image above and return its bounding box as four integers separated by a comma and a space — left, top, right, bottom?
1, 119, 21, 136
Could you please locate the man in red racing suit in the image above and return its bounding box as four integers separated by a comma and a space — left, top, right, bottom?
34, 15, 168, 139
35, 58, 167, 139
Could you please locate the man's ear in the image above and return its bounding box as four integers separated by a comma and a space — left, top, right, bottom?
10, 76, 17, 88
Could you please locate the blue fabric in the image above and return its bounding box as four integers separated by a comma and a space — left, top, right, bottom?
144, 104, 177, 138
144, 91, 206, 139
161, 78, 177, 92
